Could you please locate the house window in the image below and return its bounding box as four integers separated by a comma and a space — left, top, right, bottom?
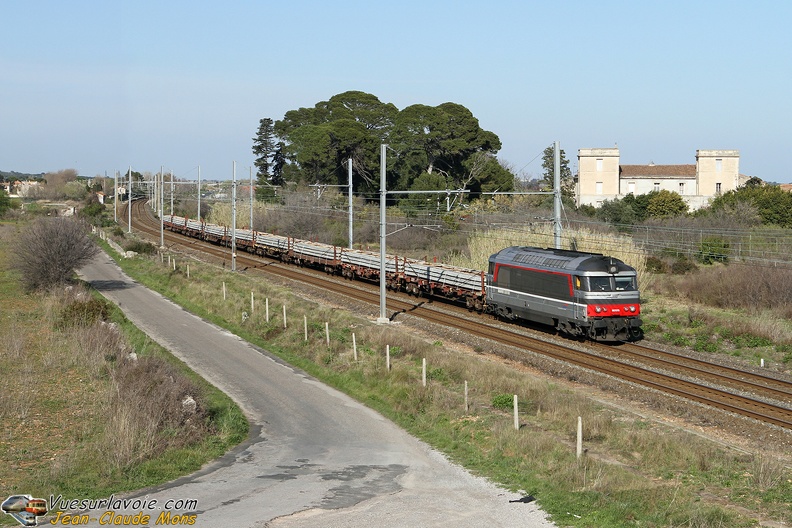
716, 182, 722, 194
679, 182, 685, 195
595, 182, 603, 194
627, 182, 635, 194
653, 182, 660, 192
716, 159, 722, 172
596, 158, 603, 171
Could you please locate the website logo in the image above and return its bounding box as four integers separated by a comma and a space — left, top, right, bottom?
2, 495, 48, 526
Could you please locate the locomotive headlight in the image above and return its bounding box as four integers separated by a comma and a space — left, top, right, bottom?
595, 306, 603, 313
629, 305, 636, 312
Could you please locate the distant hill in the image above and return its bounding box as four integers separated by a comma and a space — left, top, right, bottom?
1, 170, 46, 181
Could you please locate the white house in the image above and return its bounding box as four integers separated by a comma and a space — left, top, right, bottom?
576, 148, 748, 210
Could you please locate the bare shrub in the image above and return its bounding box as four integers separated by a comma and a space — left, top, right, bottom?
277, 206, 332, 241
104, 355, 209, 469
673, 263, 792, 311
40, 169, 79, 199
208, 201, 270, 230
387, 225, 438, 253
175, 198, 206, 220
12, 217, 98, 291
68, 321, 130, 376
174, 199, 213, 222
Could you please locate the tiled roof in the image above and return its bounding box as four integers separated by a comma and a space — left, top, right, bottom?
620, 164, 696, 177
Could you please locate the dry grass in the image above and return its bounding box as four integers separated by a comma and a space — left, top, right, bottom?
749, 454, 786, 490
103, 352, 208, 470
104, 232, 792, 526
447, 224, 651, 289
652, 262, 792, 314
644, 264, 792, 355
0, 263, 220, 497
206, 200, 273, 230
48, 287, 212, 471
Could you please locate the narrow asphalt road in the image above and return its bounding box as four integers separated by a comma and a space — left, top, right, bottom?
71, 251, 555, 527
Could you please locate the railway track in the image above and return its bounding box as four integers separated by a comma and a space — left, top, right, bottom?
591, 341, 792, 401
118, 200, 792, 431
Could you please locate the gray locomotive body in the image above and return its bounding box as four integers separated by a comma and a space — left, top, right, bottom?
486, 246, 642, 341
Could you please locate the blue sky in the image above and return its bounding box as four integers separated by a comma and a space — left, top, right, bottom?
2, 0, 791, 182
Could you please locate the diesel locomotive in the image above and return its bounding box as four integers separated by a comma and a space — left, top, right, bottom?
487, 246, 642, 341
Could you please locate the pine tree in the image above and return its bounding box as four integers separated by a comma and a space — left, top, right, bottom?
252, 118, 275, 184
271, 142, 286, 186
541, 145, 575, 200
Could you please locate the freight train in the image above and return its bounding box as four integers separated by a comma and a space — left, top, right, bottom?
162, 215, 642, 341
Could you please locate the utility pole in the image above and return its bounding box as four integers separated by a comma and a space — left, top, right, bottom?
197, 165, 201, 221
113, 170, 118, 223
231, 161, 237, 272
159, 167, 164, 248
153, 168, 158, 216
170, 170, 174, 216
378, 144, 388, 324
127, 166, 132, 233
554, 140, 562, 249
375, 147, 471, 324
348, 157, 353, 249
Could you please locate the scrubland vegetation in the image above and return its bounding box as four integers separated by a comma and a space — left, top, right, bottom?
3, 181, 792, 527
0, 225, 247, 515
98, 225, 791, 527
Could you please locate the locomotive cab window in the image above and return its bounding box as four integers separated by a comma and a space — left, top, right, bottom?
589, 276, 613, 292
615, 276, 636, 291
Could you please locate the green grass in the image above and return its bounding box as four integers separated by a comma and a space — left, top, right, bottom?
96, 233, 792, 528
641, 294, 789, 368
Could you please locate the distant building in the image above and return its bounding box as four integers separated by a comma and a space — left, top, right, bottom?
576, 148, 749, 211
14, 180, 41, 198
